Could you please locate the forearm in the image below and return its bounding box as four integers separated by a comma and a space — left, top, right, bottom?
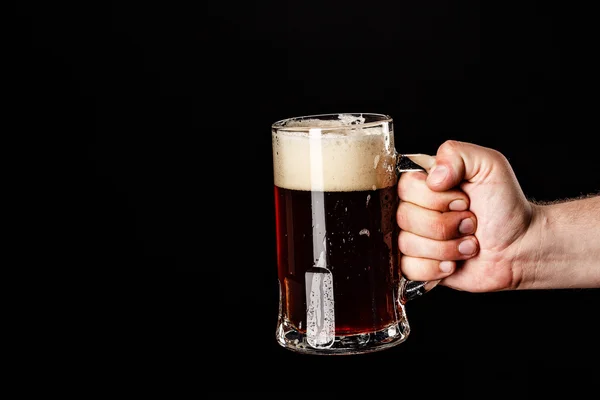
518, 195, 600, 289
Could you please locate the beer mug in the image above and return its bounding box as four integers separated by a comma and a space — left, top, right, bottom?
271, 113, 439, 355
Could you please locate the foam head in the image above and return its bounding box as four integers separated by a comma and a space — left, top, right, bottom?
272, 114, 397, 192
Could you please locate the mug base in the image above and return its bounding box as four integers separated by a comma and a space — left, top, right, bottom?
275, 319, 411, 355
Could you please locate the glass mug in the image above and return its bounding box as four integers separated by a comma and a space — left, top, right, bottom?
271, 113, 439, 355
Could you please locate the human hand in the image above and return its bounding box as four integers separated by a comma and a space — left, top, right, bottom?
397, 140, 534, 292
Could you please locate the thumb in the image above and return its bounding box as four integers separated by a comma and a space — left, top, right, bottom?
426, 140, 507, 191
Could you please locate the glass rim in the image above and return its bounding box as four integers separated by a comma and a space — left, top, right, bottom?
271, 112, 392, 131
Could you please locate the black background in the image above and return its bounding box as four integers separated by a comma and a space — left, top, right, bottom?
12, 1, 599, 395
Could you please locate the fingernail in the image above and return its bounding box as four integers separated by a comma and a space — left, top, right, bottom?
428, 164, 448, 186
458, 218, 475, 234
449, 199, 468, 211
439, 261, 454, 273
458, 239, 477, 255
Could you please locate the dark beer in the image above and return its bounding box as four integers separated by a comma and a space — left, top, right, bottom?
274, 184, 400, 336
272, 117, 402, 343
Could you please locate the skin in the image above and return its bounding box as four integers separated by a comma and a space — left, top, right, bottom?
397, 140, 600, 291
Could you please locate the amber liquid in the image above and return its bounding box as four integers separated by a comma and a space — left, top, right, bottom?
274, 184, 400, 336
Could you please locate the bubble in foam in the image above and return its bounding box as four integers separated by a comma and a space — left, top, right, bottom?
283, 113, 366, 129
337, 113, 366, 125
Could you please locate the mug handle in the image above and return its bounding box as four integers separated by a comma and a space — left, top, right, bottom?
396, 154, 441, 303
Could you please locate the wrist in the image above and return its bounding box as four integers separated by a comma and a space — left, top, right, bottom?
513, 203, 551, 290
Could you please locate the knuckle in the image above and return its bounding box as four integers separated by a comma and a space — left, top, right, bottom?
400, 257, 426, 281
438, 139, 462, 155
397, 176, 409, 198
398, 231, 411, 254
431, 218, 451, 240
435, 195, 454, 212
495, 151, 512, 169
445, 211, 472, 237
438, 241, 457, 260
398, 172, 425, 197
396, 203, 409, 229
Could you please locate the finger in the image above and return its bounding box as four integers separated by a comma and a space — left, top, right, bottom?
397, 201, 477, 240
400, 256, 457, 282
398, 171, 471, 212
399, 230, 480, 260
426, 140, 512, 192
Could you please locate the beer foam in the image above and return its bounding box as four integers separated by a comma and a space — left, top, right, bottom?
272, 117, 397, 192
